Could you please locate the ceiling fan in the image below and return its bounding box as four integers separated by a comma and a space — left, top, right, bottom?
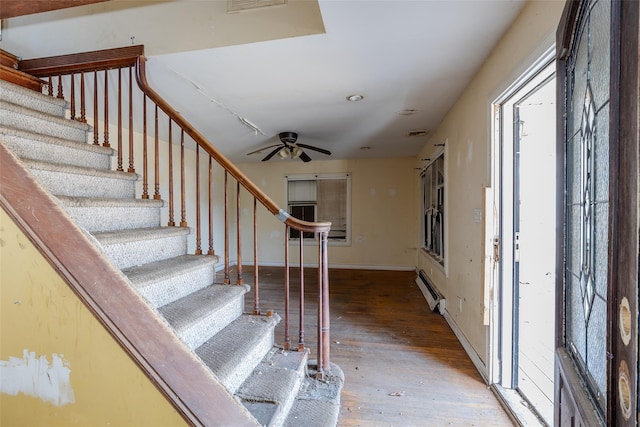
246, 132, 331, 162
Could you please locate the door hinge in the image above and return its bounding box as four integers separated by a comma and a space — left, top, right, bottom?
493, 236, 500, 263
514, 232, 521, 262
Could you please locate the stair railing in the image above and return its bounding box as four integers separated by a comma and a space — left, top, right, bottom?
18, 45, 332, 378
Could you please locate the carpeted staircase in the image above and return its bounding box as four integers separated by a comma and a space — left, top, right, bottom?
0, 78, 343, 427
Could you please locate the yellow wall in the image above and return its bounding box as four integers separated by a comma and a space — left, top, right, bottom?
415, 0, 565, 368
0, 209, 187, 427
236, 157, 418, 270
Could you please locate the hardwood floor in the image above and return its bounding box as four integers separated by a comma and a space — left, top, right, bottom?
228, 267, 515, 427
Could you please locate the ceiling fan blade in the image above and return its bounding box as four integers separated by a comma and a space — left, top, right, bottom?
262, 146, 283, 161
299, 151, 312, 162
247, 144, 281, 156
297, 143, 331, 156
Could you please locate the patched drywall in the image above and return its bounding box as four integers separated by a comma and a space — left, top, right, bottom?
1, 351, 74, 406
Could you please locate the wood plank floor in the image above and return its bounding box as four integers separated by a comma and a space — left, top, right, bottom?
226, 267, 515, 427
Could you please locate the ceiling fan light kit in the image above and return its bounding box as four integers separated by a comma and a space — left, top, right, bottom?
248, 131, 332, 163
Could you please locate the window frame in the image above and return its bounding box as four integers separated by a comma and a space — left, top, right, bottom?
420, 149, 445, 266
285, 173, 351, 246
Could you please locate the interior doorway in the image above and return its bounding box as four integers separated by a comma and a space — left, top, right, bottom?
492, 58, 556, 425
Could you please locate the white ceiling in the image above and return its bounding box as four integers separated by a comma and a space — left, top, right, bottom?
3, 0, 527, 163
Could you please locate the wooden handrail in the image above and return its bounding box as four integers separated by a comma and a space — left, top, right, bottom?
19, 45, 143, 76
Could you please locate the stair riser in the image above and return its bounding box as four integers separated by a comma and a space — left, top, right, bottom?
224, 328, 276, 394
270, 377, 303, 427
0, 84, 67, 117
98, 234, 188, 270
63, 206, 161, 233
1, 133, 111, 170
136, 264, 216, 309
179, 296, 245, 351
29, 168, 136, 199
0, 107, 88, 143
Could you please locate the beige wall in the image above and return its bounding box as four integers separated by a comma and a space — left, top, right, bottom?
236, 157, 418, 270
415, 0, 564, 368
0, 209, 187, 427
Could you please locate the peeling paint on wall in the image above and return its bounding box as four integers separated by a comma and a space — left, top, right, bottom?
0, 350, 75, 406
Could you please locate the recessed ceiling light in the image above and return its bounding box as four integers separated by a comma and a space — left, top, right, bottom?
397, 109, 418, 115
346, 94, 364, 102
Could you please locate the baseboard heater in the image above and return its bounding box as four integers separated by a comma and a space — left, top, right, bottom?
415, 270, 445, 315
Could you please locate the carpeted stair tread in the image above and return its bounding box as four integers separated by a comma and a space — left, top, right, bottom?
92, 226, 190, 245
0, 79, 68, 117
92, 226, 190, 269
123, 254, 215, 283
22, 158, 138, 199
57, 195, 164, 208
237, 348, 308, 427
159, 283, 249, 349
0, 126, 115, 167
123, 255, 219, 307
196, 314, 281, 393
56, 196, 164, 232
1, 100, 90, 142
22, 158, 138, 181
283, 363, 344, 427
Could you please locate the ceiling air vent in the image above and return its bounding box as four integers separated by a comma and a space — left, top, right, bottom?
407, 130, 429, 137
228, 0, 286, 13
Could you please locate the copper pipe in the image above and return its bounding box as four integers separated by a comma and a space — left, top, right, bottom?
80, 71, 87, 123
180, 130, 187, 227
224, 171, 230, 284
252, 197, 259, 314
93, 71, 99, 145
207, 156, 214, 255
141, 94, 149, 199
284, 225, 291, 350
103, 70, 110, 147
298, 235, 305, 351
236, 181, 243, 285
127, 67, 135, 173
195, 145, 202, 255
167, 120, 175, 226
116, 68, 123, 172
70, 73, 76, 120
153, 104, 160, 200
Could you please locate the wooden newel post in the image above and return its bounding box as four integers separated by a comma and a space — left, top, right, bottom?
317, 230, 330, 378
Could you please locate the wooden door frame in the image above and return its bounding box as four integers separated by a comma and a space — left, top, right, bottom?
555, 0, 639, 425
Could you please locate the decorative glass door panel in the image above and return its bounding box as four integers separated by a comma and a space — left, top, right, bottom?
564, 0, 610, 412
556, 0, 638, 425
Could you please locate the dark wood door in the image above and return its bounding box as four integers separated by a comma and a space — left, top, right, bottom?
555, 0, 639, 426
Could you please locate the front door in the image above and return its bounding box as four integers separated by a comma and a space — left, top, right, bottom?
555, 1, 638, 425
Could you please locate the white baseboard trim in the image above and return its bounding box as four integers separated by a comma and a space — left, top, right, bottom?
216, 261, 414, 271
442, 309, 489, 383
328, 264, 415, 271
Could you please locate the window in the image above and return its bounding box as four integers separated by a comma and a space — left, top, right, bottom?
421, 153, 445, 264
286, 174, 350, 243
